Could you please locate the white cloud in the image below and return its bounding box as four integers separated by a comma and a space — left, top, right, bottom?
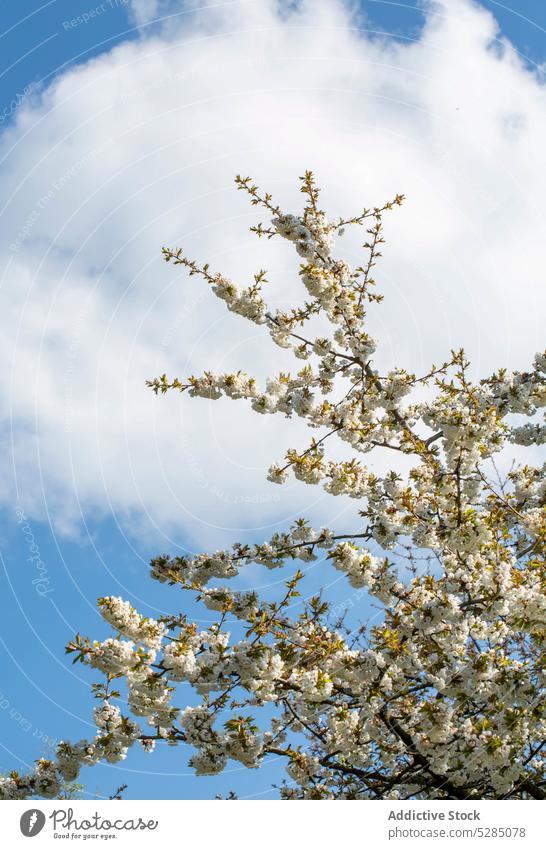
1, 0, 545, 551
128, 0, 170, 26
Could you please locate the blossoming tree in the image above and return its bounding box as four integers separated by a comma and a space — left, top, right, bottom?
2, 174, 545, 801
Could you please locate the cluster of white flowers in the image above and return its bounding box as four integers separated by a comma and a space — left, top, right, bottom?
228, 642, 284, 700
272, 211, 334, 262
94, 701, 122, 730
199, 587, 260, 619
127, 670, 178, 729
0, 704, 144, 799
162, 639, 198, 680
86, 638, 144, 674
511, 420, 546, 445
148, 520, 338, 587
179, 706, 227, 775
98, 596, 165, 649
211, 273, 266, 324
330, 542, 381, 589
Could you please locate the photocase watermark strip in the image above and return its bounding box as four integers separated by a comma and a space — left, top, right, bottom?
2, 800, 542, 847
15, 507, 53, 597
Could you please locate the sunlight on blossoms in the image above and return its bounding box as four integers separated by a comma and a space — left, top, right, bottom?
2, 172, 545, 802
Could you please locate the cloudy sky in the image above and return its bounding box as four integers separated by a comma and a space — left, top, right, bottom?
1, 0, 545, 799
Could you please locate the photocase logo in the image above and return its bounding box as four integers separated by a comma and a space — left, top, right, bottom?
20, 809, 46, 837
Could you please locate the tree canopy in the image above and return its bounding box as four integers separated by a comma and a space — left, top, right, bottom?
2, 173, 545, 801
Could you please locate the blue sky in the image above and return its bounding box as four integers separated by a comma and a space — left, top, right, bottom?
1, 0, 546, 800
2, 1, 546, 128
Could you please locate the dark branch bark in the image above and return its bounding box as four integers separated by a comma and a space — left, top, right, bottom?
378, 709, 467, 800
519, 780, 546, 800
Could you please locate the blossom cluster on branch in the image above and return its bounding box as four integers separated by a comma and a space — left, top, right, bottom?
2, 172, 545, 801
